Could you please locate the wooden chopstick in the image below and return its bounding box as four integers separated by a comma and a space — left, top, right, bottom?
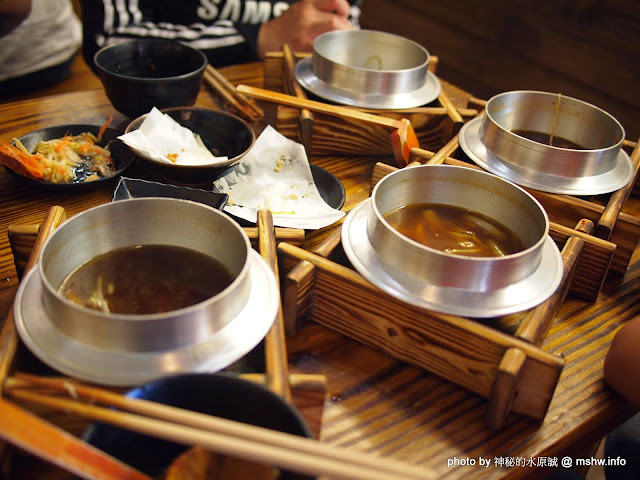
437, 88, 464, 124
6, 375, 432, 480
0, 398, 153, 480
237, 84, 404, 129
203, 69, 253, 121
257, 209, 292, 402
204, 64, 264, 122
207, 64, 263, 117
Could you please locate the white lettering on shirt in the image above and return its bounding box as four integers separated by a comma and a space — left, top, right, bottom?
241, 1, 272, 23
197, 0, 220, 20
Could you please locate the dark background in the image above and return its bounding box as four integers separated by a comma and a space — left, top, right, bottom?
361, 0, 640, 141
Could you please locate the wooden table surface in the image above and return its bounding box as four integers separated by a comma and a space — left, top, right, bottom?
0, 62, 638, 480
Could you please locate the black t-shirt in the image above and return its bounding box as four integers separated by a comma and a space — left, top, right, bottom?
80, 0, 361, 70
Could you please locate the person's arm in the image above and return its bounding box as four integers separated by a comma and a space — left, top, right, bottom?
256, 0, 353, 59
604, 315, 640, 409
0, 0, 32, 36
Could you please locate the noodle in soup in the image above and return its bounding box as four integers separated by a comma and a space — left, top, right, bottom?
383, 203, 526, 257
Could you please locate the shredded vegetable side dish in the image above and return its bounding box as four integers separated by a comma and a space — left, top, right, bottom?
0, 116, 117, 183
26, 133, 115, 183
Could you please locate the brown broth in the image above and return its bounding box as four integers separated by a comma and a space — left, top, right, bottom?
59, 245, 235, 314
512, 129, 586, 149
383, 203, 527, 257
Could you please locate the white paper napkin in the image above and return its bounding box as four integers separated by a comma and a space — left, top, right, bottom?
212, 125, 345, 229
118, 107, 228, 166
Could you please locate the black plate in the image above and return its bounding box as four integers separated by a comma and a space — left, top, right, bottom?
4, 124, 135, 190
113, 177, 228, 210
213, 163, 346, 227
82, 373, 312, 480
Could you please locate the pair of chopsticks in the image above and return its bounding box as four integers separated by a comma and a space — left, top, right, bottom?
4, 374, 431, 480
203, 64, 264, 122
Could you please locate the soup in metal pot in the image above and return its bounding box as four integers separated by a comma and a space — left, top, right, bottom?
512, 129, 586, 150
383, 203, 527, 257
59, 244, 235, 314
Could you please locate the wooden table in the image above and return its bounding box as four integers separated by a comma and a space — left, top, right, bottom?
0, 62, 638, 480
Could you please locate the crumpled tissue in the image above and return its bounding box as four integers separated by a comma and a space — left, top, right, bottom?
117, 107, 228, 166
212, 125, 345, 229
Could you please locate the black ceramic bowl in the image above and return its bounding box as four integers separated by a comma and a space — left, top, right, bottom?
94, 39, 207, 119
4, 124, 135, 191
83, 373, 313, 479
125, 106, 256, 182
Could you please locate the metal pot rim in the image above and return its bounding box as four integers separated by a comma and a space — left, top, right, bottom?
458, 90, 634, 195
37, 198, 255, 353
341, 165, 563, 317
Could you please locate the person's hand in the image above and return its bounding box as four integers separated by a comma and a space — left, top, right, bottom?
604, 315, 640, 409
256, 0, 354, 58
0, 0, 32, 36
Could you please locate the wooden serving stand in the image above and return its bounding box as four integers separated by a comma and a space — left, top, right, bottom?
0, 208, 332, 479
271, 76, 640, 428
3, 215, 326, 433
263, 52, 478, 156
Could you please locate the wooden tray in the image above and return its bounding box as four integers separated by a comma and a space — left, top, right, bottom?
263, 52, 478, 157
278, 233, 571, 429
4, 215, 324, 431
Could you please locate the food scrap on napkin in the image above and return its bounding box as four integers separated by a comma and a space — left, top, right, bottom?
118, 107, 228, 166
212, 125, 345, 229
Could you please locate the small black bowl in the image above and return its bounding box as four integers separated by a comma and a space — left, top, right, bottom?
83, 373, 313, 479
124, 107, 256, 182
5, 124, 135, 190
94, 39, 207, 119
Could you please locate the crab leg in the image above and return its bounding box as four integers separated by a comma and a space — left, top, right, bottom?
0, 140, 44, 180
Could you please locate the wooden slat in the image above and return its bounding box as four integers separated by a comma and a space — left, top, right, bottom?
278, 242, 564, 421
0, 207, 66, 386
237, 85, 404, 129
281, 225, 342, 335
257, 210, 292, 403
515, 220, 591, 346
281, 44, 314, 154
595, 138, 640, 239
277, 106, 476, 157
0, 399, 153, 480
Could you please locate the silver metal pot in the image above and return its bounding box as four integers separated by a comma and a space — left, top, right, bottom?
294, 30, 441, 109
482, 90, 624, 177
369, 165, 548, 291
313, 29, 429, 96
458, 90, 633, 195
38, 198, 252, 352
342, 165, 563, 317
